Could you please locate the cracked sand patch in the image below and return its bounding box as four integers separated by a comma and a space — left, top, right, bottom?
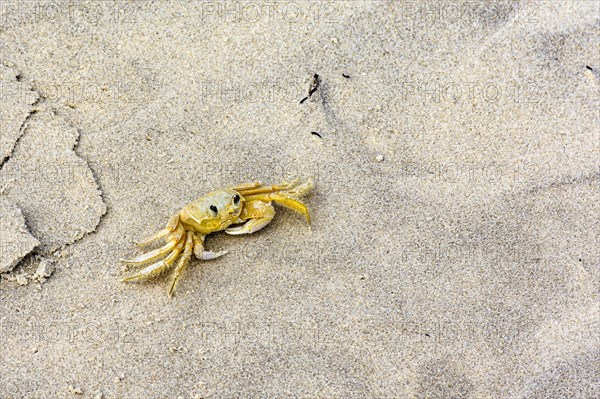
0, 63, 39, 166
0, 109, 106, 255
0, 198, 39, 273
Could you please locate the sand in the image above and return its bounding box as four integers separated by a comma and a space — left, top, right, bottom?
1, 1, 598, 398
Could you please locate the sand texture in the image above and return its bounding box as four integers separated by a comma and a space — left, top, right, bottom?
1, 1, 598, 398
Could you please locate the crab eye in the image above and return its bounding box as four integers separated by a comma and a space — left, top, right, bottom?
233, 194, 240, 204
209, 205, 218, 214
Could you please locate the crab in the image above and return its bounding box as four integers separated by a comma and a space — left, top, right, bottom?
121, 179, 313, 296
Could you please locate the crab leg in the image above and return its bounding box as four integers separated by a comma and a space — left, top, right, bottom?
192, 234, 228, 260
121, 224, 185, 266
284, 179, 313, 197
243, 193, 311, 224
275, 196, 311, 224
235, 179, 300, 197
135, 227, 170, 247
230, 181, 263, 192
135, 215, 180, 247
168, 231, 194, 296
121, 235, 186, 281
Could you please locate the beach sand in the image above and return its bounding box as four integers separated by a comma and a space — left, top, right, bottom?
1, 1, 598, 398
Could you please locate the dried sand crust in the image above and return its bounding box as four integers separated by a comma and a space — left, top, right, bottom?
0, 198, 39, 273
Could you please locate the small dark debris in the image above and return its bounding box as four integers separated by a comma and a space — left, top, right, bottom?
15, 73, 22, 82
311, 131, 322, 138
342, 74, 350, 79
424, 333, 430, 337
309, 74, 320, 96
585, 65, 593, 71
300, 73, 320, 104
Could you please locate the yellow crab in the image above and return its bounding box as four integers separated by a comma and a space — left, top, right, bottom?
121, 179, 313, 295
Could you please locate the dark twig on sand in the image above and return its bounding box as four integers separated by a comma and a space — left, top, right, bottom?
300, 74, 320, 104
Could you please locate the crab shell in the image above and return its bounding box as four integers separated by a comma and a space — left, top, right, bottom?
179, 189, 245, 235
